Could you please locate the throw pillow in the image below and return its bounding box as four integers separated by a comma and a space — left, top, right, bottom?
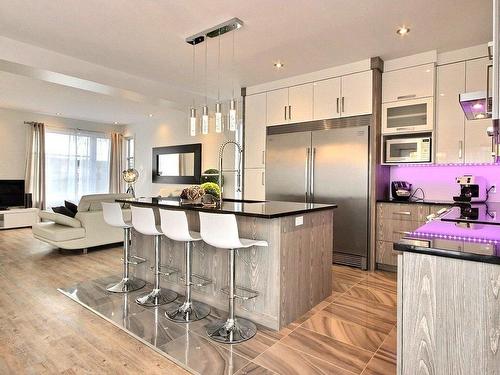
64, 200, 78, 215
52, 206, 76, 218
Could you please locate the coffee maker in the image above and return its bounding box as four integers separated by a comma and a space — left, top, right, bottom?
453, 175, 487, 203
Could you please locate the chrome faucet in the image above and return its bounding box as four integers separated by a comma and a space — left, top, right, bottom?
218, 140, 243, 204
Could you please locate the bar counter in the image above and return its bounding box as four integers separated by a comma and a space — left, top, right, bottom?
116, 197, 337, 330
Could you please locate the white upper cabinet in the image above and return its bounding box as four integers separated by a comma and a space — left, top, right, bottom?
382, 63, 435, 103
382, 97, 434, 135
341, 70, 373, 117
245, 93, 267, 169
288, 83, 314, 123
266, 88, 289, 126
465, 57, 493, 163
313, 77, 341, 120
436, 62, 466, 164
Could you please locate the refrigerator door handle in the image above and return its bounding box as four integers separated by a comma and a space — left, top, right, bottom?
310, 148, 316, 201
305, 148, 311, 202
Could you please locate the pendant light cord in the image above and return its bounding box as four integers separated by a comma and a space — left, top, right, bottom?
217, 30, 221, 102
232, 29, 235, 99
192, 43, 195, 108
204, 37, 208, 105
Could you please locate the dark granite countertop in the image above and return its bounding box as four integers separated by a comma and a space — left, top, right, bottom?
394, 220, 500, 265
377, 198, 454, 206
116, 197, 337, 219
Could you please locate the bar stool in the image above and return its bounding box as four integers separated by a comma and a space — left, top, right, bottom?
131, 206, 178, 307
102, 202, 146, 293
199, 212, 268, 344
160, 209, 212, 323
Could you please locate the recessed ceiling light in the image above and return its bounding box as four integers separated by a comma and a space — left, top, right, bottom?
475, 113, 486, 119
148, 114, 153, 117
396, 26, 410, 36
274, 62, 284, 69
56, 112, 61, 115
114, 121, 118, 124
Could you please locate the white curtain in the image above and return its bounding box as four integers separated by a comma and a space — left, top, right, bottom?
109, 132, 124, 193
45, 127, 111, 207
25, 122, 46, 209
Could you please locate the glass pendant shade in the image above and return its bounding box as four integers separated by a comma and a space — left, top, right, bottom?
189, 107, 197, 136
215, 102, 223, 133
229, 99, 237, 131
202, 105, 209, 134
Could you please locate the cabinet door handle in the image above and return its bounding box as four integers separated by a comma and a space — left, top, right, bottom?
341, 97, 345, 113
289, 105, 292, 120
284, 106, 287, 120
336, 98, 340, 113
393, 230, 411, 235
459, 140, 463, 159
261, 171, 265, 186
393, 211, 412, 216
261, 150, 265, 165
396, 127, 415, 131
397, 94, 417, 100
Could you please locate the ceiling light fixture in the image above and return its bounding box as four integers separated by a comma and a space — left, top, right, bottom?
228, 29, 238, 132
201, 38, 209, 135
114, 121, 118, 125
215, 30, 223, 133
274, 62, 284, 69
148, 114, 153, 117
56, 112, 61, 115
396, 26, 410, 36
189, 43, 197, 137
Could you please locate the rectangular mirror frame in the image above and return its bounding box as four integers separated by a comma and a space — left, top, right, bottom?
152, 143, 202, 184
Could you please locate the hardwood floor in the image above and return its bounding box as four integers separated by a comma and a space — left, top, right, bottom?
0, 228, 397, 374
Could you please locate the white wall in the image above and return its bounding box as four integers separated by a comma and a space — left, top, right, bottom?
123, 109, 238, 198
0, 107, 118, 180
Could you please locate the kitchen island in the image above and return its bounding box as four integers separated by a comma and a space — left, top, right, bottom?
394, 212, 500, 374
116, 197, 337, 330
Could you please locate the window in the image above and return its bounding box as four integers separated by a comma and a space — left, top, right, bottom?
125, 137, 135, 169
45, 127, 111, 207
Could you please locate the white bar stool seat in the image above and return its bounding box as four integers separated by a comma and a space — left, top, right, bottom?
199, 212, 268, 344
131, 206, 178, 307
102, 203, 145, 293
160, 209, 211, 323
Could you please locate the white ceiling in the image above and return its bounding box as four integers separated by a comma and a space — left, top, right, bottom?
0, 0, 493, 123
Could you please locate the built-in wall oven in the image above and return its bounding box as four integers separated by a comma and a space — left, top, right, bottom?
385, 136, 432, 164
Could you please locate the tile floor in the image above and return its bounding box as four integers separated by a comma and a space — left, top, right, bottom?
60, 265, 397, 375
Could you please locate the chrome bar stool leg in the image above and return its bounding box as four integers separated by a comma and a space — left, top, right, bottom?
206, 248, 257, 344
107, 227, 146, 293
166, 241, 211, 322
136, 235, 177, 307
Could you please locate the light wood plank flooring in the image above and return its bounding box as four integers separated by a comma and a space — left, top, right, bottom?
0, 228, 396, 374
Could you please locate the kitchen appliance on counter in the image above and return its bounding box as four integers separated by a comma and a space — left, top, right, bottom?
384, 136, 431, 164
266, 117, 370, 269
391, 181, 412, 201
453, 175, 487, 203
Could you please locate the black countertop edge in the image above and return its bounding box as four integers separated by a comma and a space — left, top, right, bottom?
377, 198, 454, 206
394, 242, 500, 266
115, 198, 337, 219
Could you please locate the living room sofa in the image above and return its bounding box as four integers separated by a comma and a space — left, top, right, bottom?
32, 193, 132, 252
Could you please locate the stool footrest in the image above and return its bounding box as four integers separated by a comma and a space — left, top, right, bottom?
221, 285, 259, 300
157, 265, 179, 277
180, 273, 213, 287
122, 255, 147, 265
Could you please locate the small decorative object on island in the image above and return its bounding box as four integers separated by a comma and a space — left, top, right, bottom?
122, 168, 139, 197
180, 185, 205, 204
200, 182, 221, 199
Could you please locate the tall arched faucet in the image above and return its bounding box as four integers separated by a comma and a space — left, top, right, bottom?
218, 140, 243, 204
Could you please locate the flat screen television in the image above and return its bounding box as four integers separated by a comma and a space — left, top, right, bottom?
0, 180, 25, 208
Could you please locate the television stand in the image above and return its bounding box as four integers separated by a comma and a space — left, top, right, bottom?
0, 208, 39, 229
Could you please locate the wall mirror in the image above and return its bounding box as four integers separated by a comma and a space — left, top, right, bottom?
152, 143, 202, 184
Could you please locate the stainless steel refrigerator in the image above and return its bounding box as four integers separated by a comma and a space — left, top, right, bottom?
266, 120, 369, 269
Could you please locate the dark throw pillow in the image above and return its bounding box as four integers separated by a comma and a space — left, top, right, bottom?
64, 200, 78, 215
52, 206, 76, 218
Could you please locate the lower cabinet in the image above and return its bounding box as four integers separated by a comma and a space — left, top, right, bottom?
398, 252, 500, 374
376, 202, 451, 269
244, 168, 266, 201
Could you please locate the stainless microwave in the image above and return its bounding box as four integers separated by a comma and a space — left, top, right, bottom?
385, 136, 432, 163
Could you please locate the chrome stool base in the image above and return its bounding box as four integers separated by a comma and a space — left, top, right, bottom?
166, 299, 211, 323
206, 317, 257, 344
106, 277, 146, 293
135, 288, 177, 307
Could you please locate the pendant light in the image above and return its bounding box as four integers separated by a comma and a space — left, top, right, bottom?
228, 30, 237, 131
214, 30, 223, 133
201, 38, 209, 135
189, 44, 197, 136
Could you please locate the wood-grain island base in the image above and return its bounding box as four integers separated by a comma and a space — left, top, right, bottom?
131, 208, 333, 330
